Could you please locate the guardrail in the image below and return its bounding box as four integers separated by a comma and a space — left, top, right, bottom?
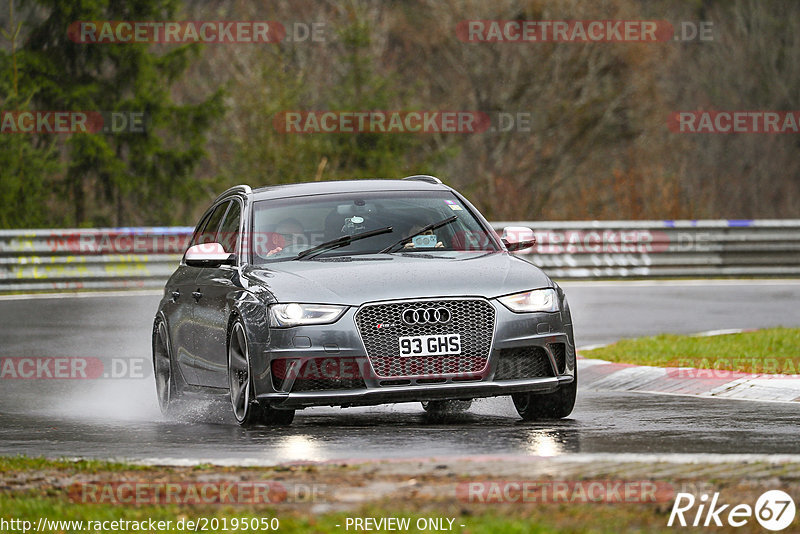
0, 227, 193, 293
1, 220, 798, 292
491, 219, 800, 279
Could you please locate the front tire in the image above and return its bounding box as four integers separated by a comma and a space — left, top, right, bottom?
512, 364, 577, 421
228, 320, 260, 426
261, 405, 295, 425
228, 319, 295, 426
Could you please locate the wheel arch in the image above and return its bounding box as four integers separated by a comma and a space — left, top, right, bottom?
225, 289, 273, 398
554, 285, 576, 374
151, 311, 189, 403
152, 311, 171, 362
226, 289, 271, 344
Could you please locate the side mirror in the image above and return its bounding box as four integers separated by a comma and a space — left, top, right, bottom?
501, 226, 536, 252
185, 242, 236, 267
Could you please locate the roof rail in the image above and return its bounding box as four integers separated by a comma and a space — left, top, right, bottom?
402, 175, 443, 185
214, 184, 252, 202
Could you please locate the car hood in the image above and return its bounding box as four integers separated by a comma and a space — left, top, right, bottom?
243, 252, 552, 305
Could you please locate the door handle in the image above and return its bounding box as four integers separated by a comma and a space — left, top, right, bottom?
170, 290, 180, 302
192, 291, 203, 301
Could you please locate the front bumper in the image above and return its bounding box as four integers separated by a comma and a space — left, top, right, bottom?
252, 298, 576, 409
260, 375, 574, 408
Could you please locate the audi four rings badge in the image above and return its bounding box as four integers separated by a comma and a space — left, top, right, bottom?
401, 307, 452, 325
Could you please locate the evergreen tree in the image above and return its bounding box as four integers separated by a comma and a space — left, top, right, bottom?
1, 0, 222, 227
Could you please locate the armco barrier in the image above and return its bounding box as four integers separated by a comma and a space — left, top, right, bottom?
492, 219, 800, 278
0, 227, 193, 293
0, 220, 798, 292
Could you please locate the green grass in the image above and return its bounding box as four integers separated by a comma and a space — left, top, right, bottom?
0, 492, 676, 534
0, 455, 152, 473
0, 455, 327, 475
581, 327, 800, 374
0, 455, 774, 533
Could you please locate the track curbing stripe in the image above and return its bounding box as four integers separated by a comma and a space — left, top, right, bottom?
578, 328, 800, 403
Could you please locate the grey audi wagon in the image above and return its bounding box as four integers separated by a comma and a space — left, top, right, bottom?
152, 176, 576, 425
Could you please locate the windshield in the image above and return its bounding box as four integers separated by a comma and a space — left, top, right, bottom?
250, 190, 498, 263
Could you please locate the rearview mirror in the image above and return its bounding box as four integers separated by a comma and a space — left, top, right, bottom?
501, 226, 536, 252
184, 243, 236, 267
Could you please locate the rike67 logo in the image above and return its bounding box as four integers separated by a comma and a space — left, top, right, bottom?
668, 490, 796, 531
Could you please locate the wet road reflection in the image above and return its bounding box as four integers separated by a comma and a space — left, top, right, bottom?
1, 388, 799, 464
2, 283, 800, 463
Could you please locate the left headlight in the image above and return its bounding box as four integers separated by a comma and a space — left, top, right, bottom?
269, 303, 347, 327
498, 289, 559, 313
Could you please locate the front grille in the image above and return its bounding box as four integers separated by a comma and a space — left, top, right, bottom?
273, 357, 367, 392
494, 347, 554, 380
549, 343, 567, 374
355, 299, 495, 378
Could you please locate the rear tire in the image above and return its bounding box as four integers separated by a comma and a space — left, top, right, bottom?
421, 400, 472, 413
152, 319, 182, 416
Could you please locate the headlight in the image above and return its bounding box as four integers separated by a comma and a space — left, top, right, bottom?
498, 289, 559, 313
269, 303, 347, 327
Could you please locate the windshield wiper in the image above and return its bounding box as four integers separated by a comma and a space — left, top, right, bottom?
295, 226, 393, 260
379, 215, 458, 254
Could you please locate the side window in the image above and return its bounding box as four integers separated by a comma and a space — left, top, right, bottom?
187, 212, 213, 251
196, 202, 230, 245
218, 201, 241, 254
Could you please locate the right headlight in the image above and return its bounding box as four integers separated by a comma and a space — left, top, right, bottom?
498, 288, 559, 313
269, 303, 347, 327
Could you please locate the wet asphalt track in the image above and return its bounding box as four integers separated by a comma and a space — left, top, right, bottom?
1, 280, 799, 464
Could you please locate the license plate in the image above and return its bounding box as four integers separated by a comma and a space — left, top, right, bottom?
398, 334, 461, 357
